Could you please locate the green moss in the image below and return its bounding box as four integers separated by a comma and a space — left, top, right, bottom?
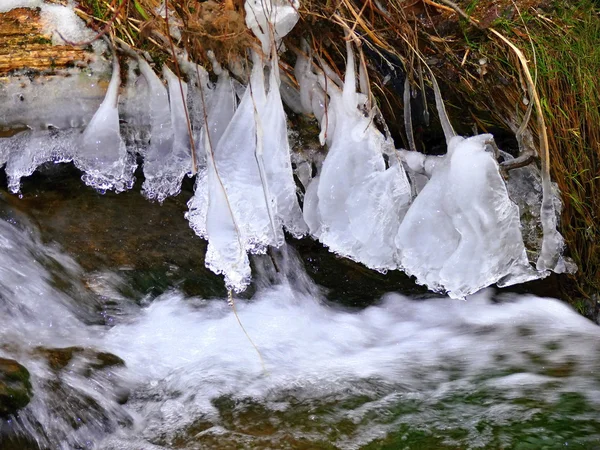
0, 358, 33, 417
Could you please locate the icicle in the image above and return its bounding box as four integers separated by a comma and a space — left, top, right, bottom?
251, 53, 283, 248
207, 52, 279, 253
537, 179, 567, 272
76, 50, 135, 192
261, 48, 308, 238
186, 67, 237, 241
119, 58, 152, 150
294, 39, 327, 121
396, 134, 539, 298
279, 69, 306, 114
316, 54, 345, 90
203, 131, 251, 292
430, 72, 456, 144
164, 66, 191, 163
178, 56, 210, 167
135, 58, 173, 200
188, 44, 306, 287
304, 41, 412, 271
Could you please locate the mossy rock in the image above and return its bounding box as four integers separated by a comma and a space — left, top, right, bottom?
0, 357, 33, 417
35, 346, 125, 376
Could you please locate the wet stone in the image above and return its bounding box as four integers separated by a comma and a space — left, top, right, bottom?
0, 358, 33, 417
35, 347, 125, 376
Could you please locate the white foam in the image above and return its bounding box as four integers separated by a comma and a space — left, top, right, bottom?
0, 215, 597, 448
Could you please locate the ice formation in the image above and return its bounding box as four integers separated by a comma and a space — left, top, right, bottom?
0, 0, 573, 296
244, 0, 300, 54
136, 59, 193, 202
293, 40, 327, 122
3, 129, 78, 193
186, 59, 246, 290
76, 53, 135, 192
186, 49, 307, 290
260, 51, 309, 239
210, 53, 281, 252
0, 71, 107, 131
302, 41, 412, 271
185, 3, 307, 290
396, 135, 539, 298
186, 63, 237, 239
178, 57, 211, 167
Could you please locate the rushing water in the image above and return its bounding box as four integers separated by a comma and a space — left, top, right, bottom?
0, 167, 600, 450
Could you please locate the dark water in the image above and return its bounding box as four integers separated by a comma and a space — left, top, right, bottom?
0, 164, 598, 450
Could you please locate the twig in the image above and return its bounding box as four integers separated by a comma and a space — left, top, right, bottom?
228, 291, 268, 375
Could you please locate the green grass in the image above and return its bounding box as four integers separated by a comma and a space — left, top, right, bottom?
528, 0, 600, 300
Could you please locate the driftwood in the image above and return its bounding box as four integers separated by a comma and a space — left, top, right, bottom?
0, 7, 92, 75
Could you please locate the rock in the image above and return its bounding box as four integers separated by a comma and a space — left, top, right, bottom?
35, 346, 125, 376
0, 357, 33, 417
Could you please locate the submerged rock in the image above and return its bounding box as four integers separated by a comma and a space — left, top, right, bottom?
0, 357, 32, 417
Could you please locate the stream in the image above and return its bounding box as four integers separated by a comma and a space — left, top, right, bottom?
1, 165, 599, 450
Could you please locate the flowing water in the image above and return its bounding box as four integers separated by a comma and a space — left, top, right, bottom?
0, 166, 599, 450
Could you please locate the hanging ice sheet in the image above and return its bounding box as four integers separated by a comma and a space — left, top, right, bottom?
186, 66, 237, 241
210, 53, 279, 253
178, 57, 211, 168
203, 132, 251, 291
260, 50, 308, 239
134, 57, 172, 199
396, 134, 540, 298
303, 42, 412, 271
185, 65, 247, 291
75, 53, 135, 193
139, 62, 192, 202
187, 49, 306, 290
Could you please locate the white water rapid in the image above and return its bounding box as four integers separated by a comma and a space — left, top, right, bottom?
0, 214, 598, 449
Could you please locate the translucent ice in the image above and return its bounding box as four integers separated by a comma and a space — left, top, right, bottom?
204, 132, 251, 291
260, 51, 308, 238
396, 134, 539, 298
294, 40, 327, 121
186, 49, 306, 290
186, 68, 237, 241
209, 52, 283, 252
164, 66, 193, 165
3, 129, 78, 193
135, 57, 172, 197
178, 57, 211, 167
502, 152, 575, 274
76, 53, 135, 192
182, 56, 250, 290
303, 42, 412, 271
244, 0, 300, 54
139, 62, 192, 202
0, 69, 108, 131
